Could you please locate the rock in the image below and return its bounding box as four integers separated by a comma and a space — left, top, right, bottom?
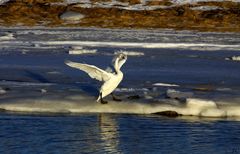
127, 95, 141, 100
193, 85, 214, 91
60, 11, 85, 22
153, 111, 180, 117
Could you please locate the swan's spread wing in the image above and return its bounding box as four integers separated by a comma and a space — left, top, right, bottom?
65, 60, 111, 82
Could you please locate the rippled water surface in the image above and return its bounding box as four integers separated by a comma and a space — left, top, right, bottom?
0, 113, 239, 153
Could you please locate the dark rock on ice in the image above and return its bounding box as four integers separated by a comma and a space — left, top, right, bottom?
127, 95, 141, 100
153, 111, 181, 117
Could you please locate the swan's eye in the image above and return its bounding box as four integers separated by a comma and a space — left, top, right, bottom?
121, 55, 126, 60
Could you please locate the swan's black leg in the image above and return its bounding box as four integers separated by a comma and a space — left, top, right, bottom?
111, 93, 122, 101
100, 93, 108, 104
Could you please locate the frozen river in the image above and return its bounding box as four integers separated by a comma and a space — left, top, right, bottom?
0, 28, 240, 153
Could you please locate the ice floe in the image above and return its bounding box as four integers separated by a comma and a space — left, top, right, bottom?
2, 28, 240, 52
2, 40, 240, 52
115, 87, 149, 92
68, 46, 97, 55
40, 89, 47, 93
153, 83, 180, 87
166, 89, 193, 99
114, 50, 144, 56
225, 56, 240, 61
0, 87, 7, 94
0, 33, 15, 41
41, 41, 240, 51
69, 49, 97, 55
184, 98, 226, 117
0, 94, 240, 118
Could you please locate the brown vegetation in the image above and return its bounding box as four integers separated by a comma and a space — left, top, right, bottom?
0, 0, 240, 32
146, 0, 173, 6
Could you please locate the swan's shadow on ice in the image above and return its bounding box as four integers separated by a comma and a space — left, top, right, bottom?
76, 83, 99, 97
24, 70, 50, 83
24, 70, 99, 96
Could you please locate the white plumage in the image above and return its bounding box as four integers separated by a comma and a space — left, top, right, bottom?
65, 53, 127, 103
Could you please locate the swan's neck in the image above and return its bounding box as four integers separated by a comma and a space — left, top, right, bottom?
114, 58, 120, 74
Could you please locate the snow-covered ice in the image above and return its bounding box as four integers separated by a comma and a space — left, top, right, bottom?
0, 33, 15, 41
225, 56, 240, 61
114, 50, 144, 56
1, 28, 240, 118
153, 83, 180, 87
69, 48, 97, 55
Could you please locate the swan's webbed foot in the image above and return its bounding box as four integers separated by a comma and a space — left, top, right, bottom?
101, 99, 108, 104
111, 93, 122, 102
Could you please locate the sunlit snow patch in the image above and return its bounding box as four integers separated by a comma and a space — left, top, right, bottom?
184, 98, 226, 117
0, 33, 15, 41
44, 41, 240, 51
166, 89, 193, 99
69, 46, 97, 55
225, 56, 240, 61
1, 94, 240, 118
153, 83, 179, 87
115, 87, 149, 92
114, 50, 144, 56
0, 87, 7, 95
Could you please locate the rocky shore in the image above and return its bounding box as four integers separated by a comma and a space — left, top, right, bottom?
0, 0, 240, 32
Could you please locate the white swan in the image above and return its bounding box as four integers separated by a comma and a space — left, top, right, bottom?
65, 53, 127, 104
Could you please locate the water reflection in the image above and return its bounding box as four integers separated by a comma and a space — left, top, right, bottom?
98, 114, 121, 154
0, 113, 239, 153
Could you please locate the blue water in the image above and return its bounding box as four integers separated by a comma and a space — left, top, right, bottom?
0, 113, 239, 153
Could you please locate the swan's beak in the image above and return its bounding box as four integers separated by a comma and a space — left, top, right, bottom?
119, 53, 127, 61
117, 53, 127, 69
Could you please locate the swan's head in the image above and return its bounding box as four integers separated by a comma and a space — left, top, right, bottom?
113, 53, 127, 70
